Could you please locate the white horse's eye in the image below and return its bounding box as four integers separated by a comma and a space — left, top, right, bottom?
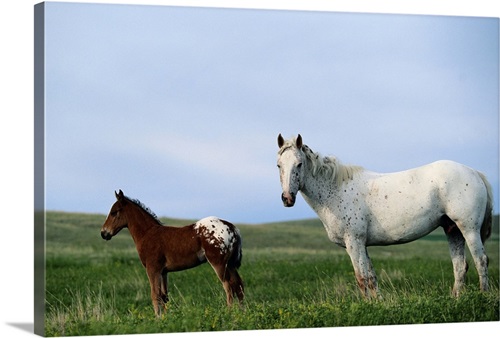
297, 163, 303, 168
277, 164, 281, 169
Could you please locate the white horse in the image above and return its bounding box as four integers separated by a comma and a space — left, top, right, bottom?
277, 134, 492, 297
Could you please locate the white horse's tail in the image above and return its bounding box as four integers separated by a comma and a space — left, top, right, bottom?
478, 171, 493, 243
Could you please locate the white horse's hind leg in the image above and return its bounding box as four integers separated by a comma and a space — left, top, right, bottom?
444, 226, 468, 296
461, 225, 489, 292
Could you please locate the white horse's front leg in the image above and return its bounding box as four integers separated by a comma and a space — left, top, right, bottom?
345, 240, 379, 298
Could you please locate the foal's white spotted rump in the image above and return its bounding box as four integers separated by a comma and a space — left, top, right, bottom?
277, 134, 493, 298
195, 216, 239, 255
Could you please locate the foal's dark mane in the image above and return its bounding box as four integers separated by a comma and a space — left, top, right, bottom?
125, 195, 163, 225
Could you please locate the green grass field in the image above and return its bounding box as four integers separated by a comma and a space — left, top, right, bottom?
43, 212, 499, 336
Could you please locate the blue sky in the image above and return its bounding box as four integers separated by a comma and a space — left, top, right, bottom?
44, 2, 499, 223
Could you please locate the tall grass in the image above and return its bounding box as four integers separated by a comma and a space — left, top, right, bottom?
43, 212, 499, 336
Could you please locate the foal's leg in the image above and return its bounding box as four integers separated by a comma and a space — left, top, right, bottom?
205, 254, 234, 306
228, 269, 244, 304
146, 268, 165, 317
215, 264, 234, 306
444, 225, 468, 297
160, 270, 169, 304
346, 241, 379, 298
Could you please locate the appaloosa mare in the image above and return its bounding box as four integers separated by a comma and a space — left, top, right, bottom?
277, 134, 492, 297
100, 190, 244, 316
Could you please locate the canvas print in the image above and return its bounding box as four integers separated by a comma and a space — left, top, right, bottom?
34, 2, 499, 337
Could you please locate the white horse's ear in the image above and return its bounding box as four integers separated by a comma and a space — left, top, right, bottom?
296, 134, 303, 148
278, 134, 285, 148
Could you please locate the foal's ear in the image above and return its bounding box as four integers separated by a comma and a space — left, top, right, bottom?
115, 189, 125, 202
277, 133, 285, 148
296, 134, 303, 148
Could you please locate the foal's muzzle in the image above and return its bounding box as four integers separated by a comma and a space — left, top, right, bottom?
101, 230, 112, 241
281, 192, 296, 207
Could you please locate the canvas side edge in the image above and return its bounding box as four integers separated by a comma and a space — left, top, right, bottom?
34, 2, 46, 337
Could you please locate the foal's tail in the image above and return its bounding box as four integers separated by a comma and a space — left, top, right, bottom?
228, 229, 243, 270
478, 172, 493, 243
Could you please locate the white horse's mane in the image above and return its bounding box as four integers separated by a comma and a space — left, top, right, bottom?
279, 137, 363, 186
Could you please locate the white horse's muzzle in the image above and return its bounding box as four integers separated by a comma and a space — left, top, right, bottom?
281, 192, 296, 207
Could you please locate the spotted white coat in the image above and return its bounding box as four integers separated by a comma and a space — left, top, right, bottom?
195, 216, 239, 255
277, 134, 492, 298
